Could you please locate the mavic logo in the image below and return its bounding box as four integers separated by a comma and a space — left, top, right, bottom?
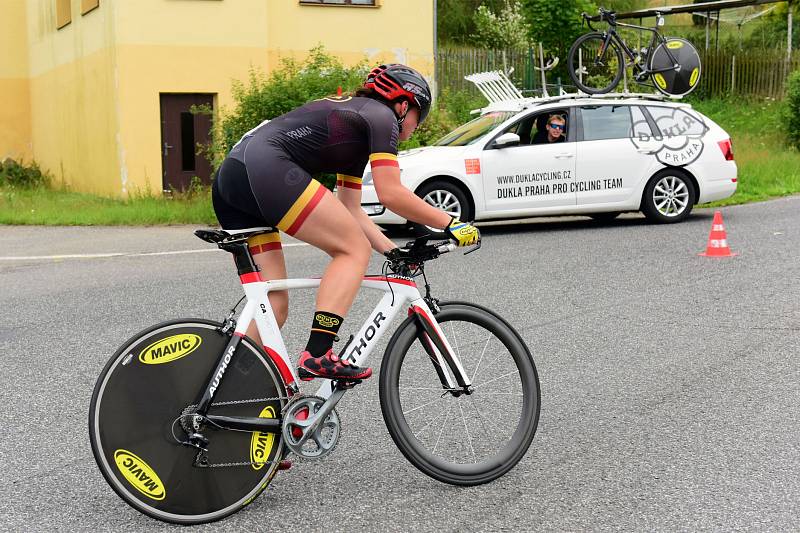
138, 334, 201, 365
250, 406, 277, 471
114, 450, 165, 501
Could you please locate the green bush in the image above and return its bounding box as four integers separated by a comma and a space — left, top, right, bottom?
205, 45, 370, 171
399, 108, 456, 150
399, 89, 486, 150
440, 88, 486, 125
207, 47, 486, 178
784, 70, 800, 150
0, 159, 50, 188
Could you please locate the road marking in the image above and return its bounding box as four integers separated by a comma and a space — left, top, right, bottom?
0, 243, 309, 262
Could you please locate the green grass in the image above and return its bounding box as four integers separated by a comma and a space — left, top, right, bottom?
0, 187, 216, 225
691, 98, 800, 207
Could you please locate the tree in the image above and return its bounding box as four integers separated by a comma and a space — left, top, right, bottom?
471, 0, 531, 70
438, 0, 507, 45
471, 0, 531, 49
522, 0, 597, 65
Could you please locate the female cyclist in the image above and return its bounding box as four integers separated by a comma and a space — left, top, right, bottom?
211, 64, 480, 382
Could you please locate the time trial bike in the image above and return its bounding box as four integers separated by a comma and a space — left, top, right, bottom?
568, 7, 702, 97
89, 228, 541, 524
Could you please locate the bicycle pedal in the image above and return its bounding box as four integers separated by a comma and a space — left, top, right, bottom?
334, 379, 362, 390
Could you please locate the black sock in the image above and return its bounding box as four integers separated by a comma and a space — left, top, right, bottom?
305, 311, 343, 358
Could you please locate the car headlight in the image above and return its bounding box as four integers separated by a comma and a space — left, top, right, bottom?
361, 203, 385, 216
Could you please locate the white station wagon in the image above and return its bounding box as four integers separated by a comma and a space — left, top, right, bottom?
360, 94, 737, 226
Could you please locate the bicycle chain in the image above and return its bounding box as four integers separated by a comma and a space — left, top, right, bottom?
182, 394, 339, 469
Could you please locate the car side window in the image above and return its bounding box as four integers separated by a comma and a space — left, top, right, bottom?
497, 109, 569, 146
630, 106, 654, 139
497, 116, 536, 146
580, 106, 632, 141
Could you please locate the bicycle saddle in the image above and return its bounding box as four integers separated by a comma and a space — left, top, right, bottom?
194, 227, 277, 244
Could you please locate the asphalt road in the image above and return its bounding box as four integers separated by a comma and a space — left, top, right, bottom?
1, 197, 798, 532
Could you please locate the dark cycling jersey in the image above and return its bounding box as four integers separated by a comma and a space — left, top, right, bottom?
213, 96, 401, 236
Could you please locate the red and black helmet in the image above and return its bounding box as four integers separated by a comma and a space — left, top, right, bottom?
364, 64, 432, 124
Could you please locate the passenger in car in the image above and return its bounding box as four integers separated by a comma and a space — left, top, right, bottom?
532, 114, 566, 144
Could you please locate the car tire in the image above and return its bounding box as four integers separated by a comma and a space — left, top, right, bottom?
589, 212, 621, 222
409, 180, 474, 236
641, 170, 696, 223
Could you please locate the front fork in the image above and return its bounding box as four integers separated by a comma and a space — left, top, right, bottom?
410, 301, 474, 396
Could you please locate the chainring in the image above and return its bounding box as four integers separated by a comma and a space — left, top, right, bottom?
281, 394, 341, 460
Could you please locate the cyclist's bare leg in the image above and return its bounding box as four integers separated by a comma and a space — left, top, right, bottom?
246, 249, 289, 345
291, 188, 371, 318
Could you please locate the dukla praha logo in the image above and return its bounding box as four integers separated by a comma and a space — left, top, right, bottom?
250, 406, 276, 470
629, 107, 709, 167
138, 334, 201, 364
114, 449, 166, 500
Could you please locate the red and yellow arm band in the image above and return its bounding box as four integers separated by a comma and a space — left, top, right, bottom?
336, 174, 362, 190
369, 152, 399, 169
247, 231, 282, 255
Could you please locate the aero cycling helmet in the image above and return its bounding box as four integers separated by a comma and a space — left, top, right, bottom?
364, 64, 432, 124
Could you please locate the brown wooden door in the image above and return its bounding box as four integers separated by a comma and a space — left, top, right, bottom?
159, 93, 214, 191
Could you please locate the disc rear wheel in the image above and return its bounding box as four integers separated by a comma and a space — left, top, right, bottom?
89, 320, 287, 524
649, 38, 702, 97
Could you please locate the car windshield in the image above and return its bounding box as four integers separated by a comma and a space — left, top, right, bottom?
434, 111, 515, 146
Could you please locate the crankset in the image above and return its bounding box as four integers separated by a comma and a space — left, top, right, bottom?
281, 395, 341, 460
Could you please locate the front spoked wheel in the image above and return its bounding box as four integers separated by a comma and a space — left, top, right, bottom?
89, 319, 287, 524
568, 32, 624, 94
380, 303, 540, 485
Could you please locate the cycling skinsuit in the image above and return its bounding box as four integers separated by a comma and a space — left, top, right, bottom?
212, 96, 400, 247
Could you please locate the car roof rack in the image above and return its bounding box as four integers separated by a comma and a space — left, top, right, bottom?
464, 70, 525, 103
464, 70, 688, 115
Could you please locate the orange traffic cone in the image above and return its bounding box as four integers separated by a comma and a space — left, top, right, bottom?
699, 210, 737, 257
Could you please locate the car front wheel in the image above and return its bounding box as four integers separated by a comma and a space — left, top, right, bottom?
641, 171, 696, 223
410, 180, 474, 235
416, 180, 473, 222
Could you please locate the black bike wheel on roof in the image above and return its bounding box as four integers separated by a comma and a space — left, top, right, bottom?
649, 38, 702, 97
379, 303, 540, 486
89, 319, 287, 525
568, 32, 625, 94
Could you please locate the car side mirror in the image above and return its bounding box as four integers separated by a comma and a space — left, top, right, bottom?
492, 132, 520, 148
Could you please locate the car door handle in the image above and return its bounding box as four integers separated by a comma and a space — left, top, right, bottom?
554, 153, 574, 159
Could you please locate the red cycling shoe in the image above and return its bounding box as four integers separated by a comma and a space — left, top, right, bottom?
297, 349, 372, 381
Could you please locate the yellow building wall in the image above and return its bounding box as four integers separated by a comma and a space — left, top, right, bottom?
26, 0, 120, 195
112, 0, 270, 195
19, 0, 434, 197
0, 0, 32, 161
266, 0, 435, 79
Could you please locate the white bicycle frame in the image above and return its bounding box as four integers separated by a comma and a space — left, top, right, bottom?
234, 268, 473, 400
